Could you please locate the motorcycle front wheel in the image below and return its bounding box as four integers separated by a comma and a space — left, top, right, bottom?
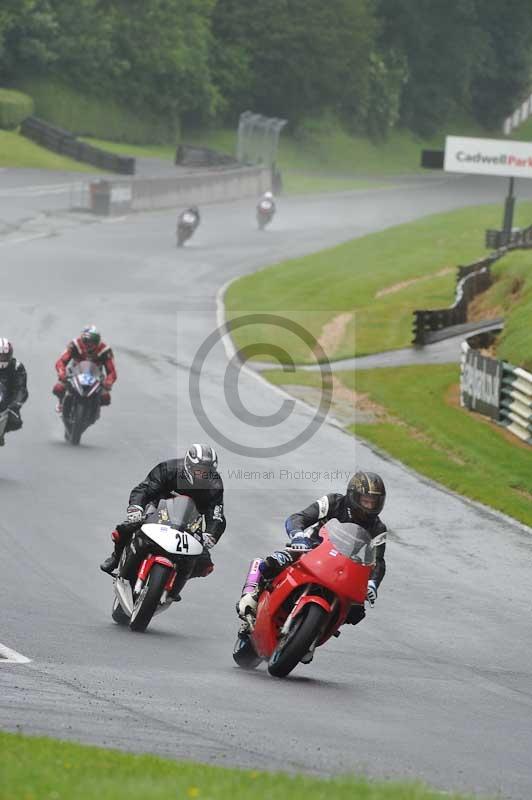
232, 634, 262, 670
111, 596, 130, 626
268, 603, 327, 678
68, 402, 86, 446
129, 563, 170, 632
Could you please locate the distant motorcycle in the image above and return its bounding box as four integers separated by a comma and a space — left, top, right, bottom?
177, 209, 200, 247
257, 197, 275, 230
62, 360, 103, 445
233, 519, 385, 677
111, 497, 205, 633
0, 387, 9, 445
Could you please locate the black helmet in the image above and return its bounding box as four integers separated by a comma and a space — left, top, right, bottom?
347, 471, 386, 519
184, 443, 218, 484
0, 338, 13, 370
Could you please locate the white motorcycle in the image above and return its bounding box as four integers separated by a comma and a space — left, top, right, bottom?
112, 496, 205, 632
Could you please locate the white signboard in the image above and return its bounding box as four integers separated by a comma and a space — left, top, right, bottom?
444, 135, 532, 179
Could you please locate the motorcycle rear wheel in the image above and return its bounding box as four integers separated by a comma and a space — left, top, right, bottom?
129, 563, 170, 632
268, 603, 327, 678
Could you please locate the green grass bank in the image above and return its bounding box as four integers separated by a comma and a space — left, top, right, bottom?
0, 732, 477, 800
265, 364, 532, 528
0, 129, 96, 171
225, 202, 532, 365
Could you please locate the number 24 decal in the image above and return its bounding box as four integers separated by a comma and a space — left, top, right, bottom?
175, 532, 189, 552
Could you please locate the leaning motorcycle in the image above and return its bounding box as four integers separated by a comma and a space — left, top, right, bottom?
62, 360, 103, 445
0, 387, 10, 445
233, 519, 385, 677
111, 497, 205, 633
177, 211, 199, 247
257, 198, 275, 230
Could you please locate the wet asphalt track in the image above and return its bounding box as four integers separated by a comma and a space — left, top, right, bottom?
1, 170, 531, 798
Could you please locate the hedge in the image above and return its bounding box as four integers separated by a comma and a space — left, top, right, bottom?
0, 89, 34, 129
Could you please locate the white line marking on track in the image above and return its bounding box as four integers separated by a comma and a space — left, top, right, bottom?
0, 232, 50, 246
0, 642, 31, 664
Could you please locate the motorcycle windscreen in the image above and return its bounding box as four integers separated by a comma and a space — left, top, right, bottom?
71, 360, 102, 387
159, 496, 198, 529
323, 519, 378, 566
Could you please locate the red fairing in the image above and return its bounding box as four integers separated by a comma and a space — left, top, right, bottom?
137, 555, 174, 582
252, 529, 372, 659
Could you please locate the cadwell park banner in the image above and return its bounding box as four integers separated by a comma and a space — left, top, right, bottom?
444, 136, 532, 179
460, 350, 502, 420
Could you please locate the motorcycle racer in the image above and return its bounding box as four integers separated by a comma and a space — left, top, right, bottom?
0, 338, 28, 446
100, 444, 226, 584
237, 471, 387, 632
53, 326, 116, 413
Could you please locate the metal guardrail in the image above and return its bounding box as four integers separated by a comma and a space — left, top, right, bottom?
500, 363, 532, 444
412, 227, 532, 347
20, 116, 135, 175
412, 260, 496, 345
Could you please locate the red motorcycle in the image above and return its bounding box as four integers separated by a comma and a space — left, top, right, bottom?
233, 519, 385, 677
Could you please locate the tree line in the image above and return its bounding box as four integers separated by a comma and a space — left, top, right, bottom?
1, 0, 531, 138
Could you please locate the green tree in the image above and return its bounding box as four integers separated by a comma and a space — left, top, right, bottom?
471, 0, 532, 129
376, 0, 487, 135
211, 0, 377, 127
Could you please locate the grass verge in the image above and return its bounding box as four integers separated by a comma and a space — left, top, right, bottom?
225, 202, 532, 364
0, 129, 96, 171
264, 365, 532, 528
0, 732, 476, 800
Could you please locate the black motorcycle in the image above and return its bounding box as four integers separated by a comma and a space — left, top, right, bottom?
177, 209, 199, 247
0, 386, 9, 446
62, 360, 103, 445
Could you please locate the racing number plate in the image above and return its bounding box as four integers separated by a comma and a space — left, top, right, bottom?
175, 532, 190, 553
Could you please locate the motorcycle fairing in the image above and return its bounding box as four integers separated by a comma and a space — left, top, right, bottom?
140, 523, 204, 556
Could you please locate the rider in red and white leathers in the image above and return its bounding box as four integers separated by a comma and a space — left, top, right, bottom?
53, 326, 116, 411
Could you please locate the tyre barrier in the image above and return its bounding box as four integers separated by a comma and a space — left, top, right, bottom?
20, 116, 135, 175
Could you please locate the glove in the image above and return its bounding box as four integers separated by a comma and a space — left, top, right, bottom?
366, 580, 377, 607
103, 378, 113, 390
126, 504, 144, 524
288, 534, 313, 552
236, 591, 258, 620
202, 533, 216, 550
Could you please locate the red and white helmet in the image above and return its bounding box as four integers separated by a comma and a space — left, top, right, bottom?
0, 338, 13, 369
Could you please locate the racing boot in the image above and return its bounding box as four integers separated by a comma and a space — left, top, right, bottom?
99, 529, 122, 575
236, 558, 264, 635
100, 551, 119, 575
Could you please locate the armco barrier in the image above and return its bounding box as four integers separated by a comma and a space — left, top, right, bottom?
412, 232, 532, 346
460, 337, 532, 446
500, 362, 532, 444
20, 116, 135, 175
412, 261, 496, 345
83, 166, 270, 215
